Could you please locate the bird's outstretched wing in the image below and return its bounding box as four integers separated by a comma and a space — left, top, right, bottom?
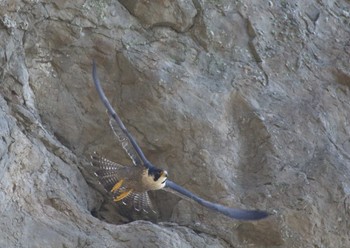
109, 118, 142, 166
91, 153, 156, 213
92, 61, 270, 221
92, 61, 150, 168
164, 180, 270, 221
91, 152, 123, 192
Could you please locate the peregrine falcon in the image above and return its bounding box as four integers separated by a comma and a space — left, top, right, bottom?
91, 61, 270, 221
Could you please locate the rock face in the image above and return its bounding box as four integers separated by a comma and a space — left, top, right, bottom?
1, 0, 349, 247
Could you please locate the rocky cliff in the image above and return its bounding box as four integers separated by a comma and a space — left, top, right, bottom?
1, 0, 349, 247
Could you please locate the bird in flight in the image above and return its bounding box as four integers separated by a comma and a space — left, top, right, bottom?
91, 61, 270, 221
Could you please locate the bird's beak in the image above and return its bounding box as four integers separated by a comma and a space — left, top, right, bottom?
161, 170, 168, 183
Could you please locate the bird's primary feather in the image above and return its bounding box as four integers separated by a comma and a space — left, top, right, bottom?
91, 153, 122, 191
165, 180, 270, 221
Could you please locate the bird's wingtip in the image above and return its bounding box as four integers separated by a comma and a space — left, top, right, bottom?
250, 210, 271, 220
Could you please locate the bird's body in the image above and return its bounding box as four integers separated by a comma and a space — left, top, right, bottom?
91, 61, 270, 220
91, 153, 167, 207
91, 155, 143, 192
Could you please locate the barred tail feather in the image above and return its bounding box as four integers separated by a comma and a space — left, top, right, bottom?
118, 191, 155, 214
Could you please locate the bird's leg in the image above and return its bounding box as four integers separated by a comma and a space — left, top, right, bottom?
110, 178, 133, 201
114, 189, 133, 202
111, 179, 124, 193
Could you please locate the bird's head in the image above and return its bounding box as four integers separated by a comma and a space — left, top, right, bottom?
142, 167, 168, 190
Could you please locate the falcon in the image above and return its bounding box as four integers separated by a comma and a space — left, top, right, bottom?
91, 61, 270, 220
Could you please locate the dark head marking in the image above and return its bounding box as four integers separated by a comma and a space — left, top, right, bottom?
148, 167, 166, 181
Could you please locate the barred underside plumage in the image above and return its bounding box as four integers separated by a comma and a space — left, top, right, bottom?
109, 118, 142, 167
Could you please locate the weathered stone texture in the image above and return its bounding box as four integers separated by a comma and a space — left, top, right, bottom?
1, 0, 349, 247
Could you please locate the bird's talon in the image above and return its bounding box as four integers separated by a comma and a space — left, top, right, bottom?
111, 179, 124, 193
114, 189, 133, 202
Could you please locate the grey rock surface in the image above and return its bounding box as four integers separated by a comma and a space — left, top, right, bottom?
119, 0, 197, 32
1, 0, 350, 247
